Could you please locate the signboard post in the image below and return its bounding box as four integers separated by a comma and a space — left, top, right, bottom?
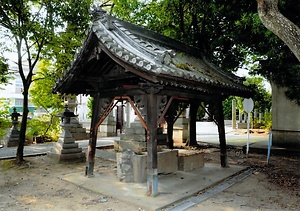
243, 98, 254, 155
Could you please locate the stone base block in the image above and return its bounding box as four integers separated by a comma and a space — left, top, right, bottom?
47, 152, 86, 163
52, 146, 83, 155
125, 127, 145, 135
120, 134, 146, 142
272, 129, 300, 148
56, 142, 79, 149
99, 124, 116, 137
117, 149, 178, 183
238, 123, 247, 129
114, 140, 147, 152
173, 126, 188, 143
6, 139, 29, 147
72, 133, 89, 140
178, 150, 204, 171
7, 140, 19, 147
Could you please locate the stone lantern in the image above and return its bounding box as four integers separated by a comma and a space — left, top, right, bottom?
48, 105, 85, 162
11, 107, 21, 129
7, 108, 22, 147
57, 104, 77, 124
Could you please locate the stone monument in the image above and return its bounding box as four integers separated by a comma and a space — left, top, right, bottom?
7, 108, 21, 147
65, 97, 89, 140
48, 105, 85, 162
115, 115, 146, 152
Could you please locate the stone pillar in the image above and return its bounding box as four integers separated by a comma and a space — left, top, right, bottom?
64, 97, 89, 140
115, 116, 146, 151
173, 109, 189, 144
117, 149, 135, 182
99, 111, 116, 137
232, 99, 236, 130
238, 109, 242, 123
259, 112, 262, 123
68, 117, 89, 140
125, 102, 131, 128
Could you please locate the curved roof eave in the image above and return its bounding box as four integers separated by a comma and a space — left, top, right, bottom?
54, 7, 253, 98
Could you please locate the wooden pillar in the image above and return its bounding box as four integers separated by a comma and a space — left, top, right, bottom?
215, 99, 227, 167
165, 102, 176, 149
188, 101, 198, 146
146, 87, 158, 196
166, 120, 174, 149
86, 93, 101, 177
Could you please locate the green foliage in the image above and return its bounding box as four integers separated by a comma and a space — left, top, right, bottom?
29, 60, 64, 141
243, 77, 272, 112
0, 57, 10, 85
223, 77, 271, 119
109, 0, 145, 22
0, 98, 11, 140
0, 0, 93, 159
222, 96, 235, 120
232, 1, 300, 104
260, 111, 272, 130
196, 102, 206, 121
110, 0, 256, 72
109, 0, 300, 104
30, 60, 64, 110
0, 160, 15, 171
26, 115, 61, 142
87, 97, 94, 118
223, 76, 272, 127
40, 0, 93, 77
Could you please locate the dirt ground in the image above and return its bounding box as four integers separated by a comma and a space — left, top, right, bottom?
0, 146, 299, 211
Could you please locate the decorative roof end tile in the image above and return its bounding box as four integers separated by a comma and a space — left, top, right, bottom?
90, 5, 107, 21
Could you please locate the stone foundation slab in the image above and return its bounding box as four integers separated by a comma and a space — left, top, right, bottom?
178, 149, 204, 171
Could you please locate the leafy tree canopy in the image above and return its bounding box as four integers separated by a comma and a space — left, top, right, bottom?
0, 98, 11, 140
30, 60, 64, 112
223, 76, 271, 119
0, 56, 9, 85
0, 0, 93, 162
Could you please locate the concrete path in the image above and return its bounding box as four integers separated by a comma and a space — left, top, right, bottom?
0, 137, 118, 160
2, 123, 293, 210
0, 133, 270, 160
1, 121, 288, 160
62, 163, 247, 211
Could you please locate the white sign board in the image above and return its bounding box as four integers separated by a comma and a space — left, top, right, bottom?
243, 98, 254, 113
243, 98, 254, 155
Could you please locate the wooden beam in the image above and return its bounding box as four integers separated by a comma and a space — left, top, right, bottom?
165, 100, 177, 149
215, 99, 228, 167
95, 98, 118, 129
187, 100, 199, 146
146, 87, 158, 196
86, 93, 101, 177
157, 96, 174, 125
126, 96, 148, 131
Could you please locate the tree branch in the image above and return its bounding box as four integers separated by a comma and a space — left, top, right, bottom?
256, 0, 300, 62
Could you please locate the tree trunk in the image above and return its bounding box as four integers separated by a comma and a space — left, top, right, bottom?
256, 0, 300, 62
16, 88, 29, 163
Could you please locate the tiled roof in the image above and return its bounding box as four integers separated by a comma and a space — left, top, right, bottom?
54, 7, 252, 97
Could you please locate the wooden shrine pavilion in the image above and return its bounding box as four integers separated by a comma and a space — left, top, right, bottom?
53, 7, 252, 196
